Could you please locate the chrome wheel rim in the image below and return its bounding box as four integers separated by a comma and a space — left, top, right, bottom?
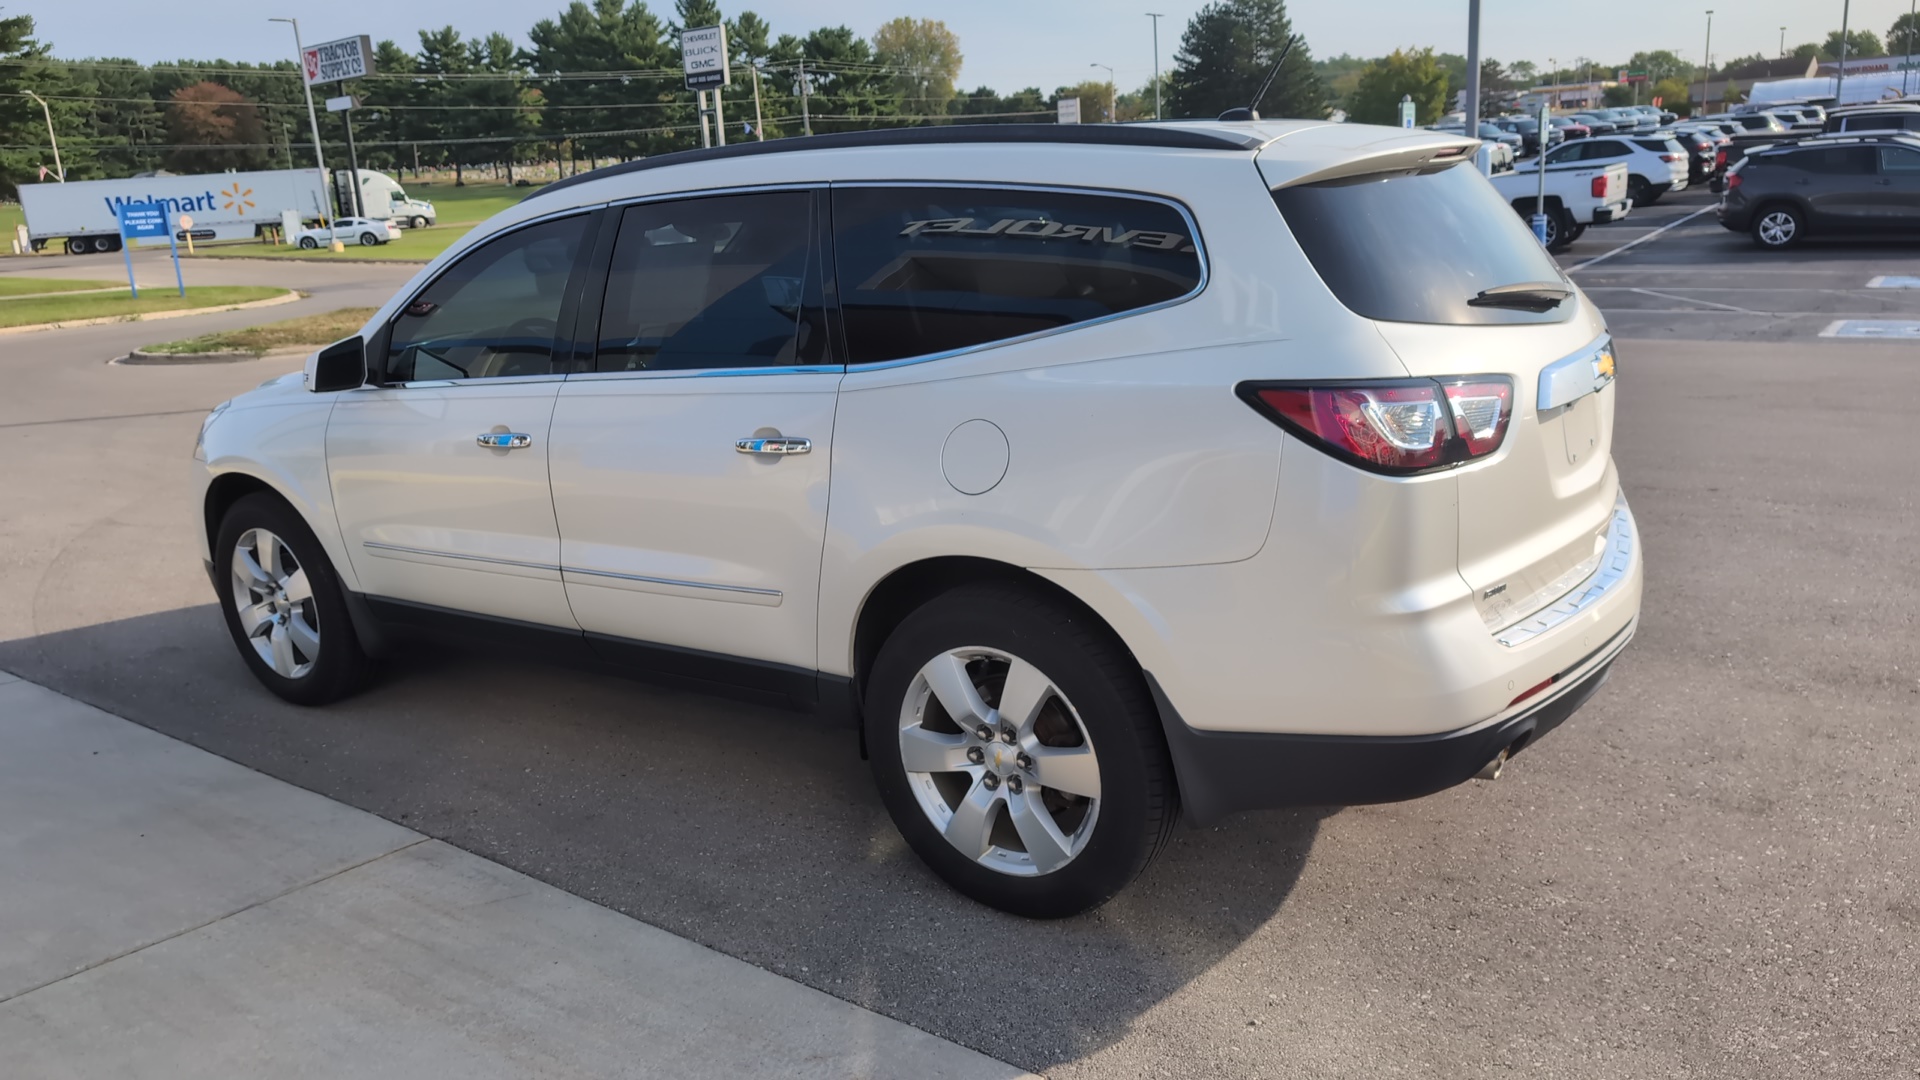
229, 528, 319, 679
898, 647, 1101, 877
1757, 212, 1796, 246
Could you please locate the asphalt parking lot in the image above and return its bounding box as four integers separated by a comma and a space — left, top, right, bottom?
2, 205, 1916, 1078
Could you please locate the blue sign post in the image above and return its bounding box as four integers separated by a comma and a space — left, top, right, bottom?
114, 203, 187, 300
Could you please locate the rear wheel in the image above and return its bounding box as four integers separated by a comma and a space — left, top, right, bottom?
1751, 204, 1803, 250
865, 584, 1177, 918
91, 235, 115, 253
214, 494, 371, 705
1626, 175, 1651, 205
65, 237, 87, 255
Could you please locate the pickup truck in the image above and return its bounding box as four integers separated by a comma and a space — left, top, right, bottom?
1488, 160, 1631, 251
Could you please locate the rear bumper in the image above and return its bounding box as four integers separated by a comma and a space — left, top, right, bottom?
1150, 620, 1634, 824
1593, 202, 1630, 224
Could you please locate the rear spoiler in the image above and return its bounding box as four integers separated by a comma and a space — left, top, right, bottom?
1260, 134, 1484, 189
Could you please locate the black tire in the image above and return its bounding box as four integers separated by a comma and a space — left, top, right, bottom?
359, 231, 378, 247
864, 583, 1178, 918
1543, 208, 1577, 253
65, 238, 87, 255
1750, 204, 1804, 251
214, 493, 372, 706
91, 235, 114, 253
1626, 175, 1650, 206
1567, 223, 1588, 243
298, 236, 318, 249
409, 216, 427, 230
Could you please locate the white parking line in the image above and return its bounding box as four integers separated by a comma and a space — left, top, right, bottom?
1565, 207, 1716, 272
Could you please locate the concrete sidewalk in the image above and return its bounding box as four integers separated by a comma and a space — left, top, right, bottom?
0, 671, 1036, 1079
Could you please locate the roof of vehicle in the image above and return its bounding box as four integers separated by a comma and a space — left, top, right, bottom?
1748, 132, 1920, 157
525, 120, 1477, 203
1826, 102, 1920, 115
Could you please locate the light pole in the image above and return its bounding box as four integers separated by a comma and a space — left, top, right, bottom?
1699, 11, 1714, 112
269, 16, 334, 245
1779, 27, 1787, 57
1090, 62, 1115, 122
1466, 0, 1483, 137
1908, 0, 1917, 96
19, 90, 62, 181
1147, 13, 1164, 120
1837, 0, 1850, 103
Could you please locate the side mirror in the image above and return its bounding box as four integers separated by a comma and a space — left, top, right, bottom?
308, 336, 368, 393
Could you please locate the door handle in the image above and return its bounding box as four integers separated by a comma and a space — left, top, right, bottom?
735, 436, 811, 455
477, 432, 533, 450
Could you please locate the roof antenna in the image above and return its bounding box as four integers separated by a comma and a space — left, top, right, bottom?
1219, 35, 1298, 121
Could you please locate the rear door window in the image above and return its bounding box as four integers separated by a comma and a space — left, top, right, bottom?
1271, 161, 1569, 326
829, 186, 1203, 365
1789, 147, 1876, 175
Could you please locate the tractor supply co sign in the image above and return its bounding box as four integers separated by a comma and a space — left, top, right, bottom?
303, 35, 374, 87
682, 25, 730, 90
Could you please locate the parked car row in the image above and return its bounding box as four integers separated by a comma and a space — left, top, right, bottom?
1719, 131, 1920, 250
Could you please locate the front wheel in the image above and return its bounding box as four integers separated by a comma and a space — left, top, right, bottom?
298, 236, 318, 249
1751, 205, 1803, 250
865, 584, 1177, 918
214, 494, 371, 705
409, 216, 427, 230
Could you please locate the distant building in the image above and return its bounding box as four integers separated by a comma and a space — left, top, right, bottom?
1522, 81, 1609, 110
1695, 56, 1820, 106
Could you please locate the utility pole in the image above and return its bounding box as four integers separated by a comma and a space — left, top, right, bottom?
1700, 10, 1714, 112
270, 17, 334, 245
1779, 27, 1786, 57
749, 63, 765, 141
20, 90, 62, 181
1090, 63, 1115, 122
798, 58, 811, 136
1147, 13, 1164, 120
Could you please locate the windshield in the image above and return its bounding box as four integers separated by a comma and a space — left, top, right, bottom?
1271, 162, 1570, 326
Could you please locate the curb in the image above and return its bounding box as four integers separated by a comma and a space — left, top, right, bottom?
116, 345, 310, 366
0, 290, 304, 336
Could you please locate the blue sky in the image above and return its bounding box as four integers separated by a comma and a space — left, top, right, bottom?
20, 0, 1904, 93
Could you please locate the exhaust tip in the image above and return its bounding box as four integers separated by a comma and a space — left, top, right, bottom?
1474, 747, 1508, 782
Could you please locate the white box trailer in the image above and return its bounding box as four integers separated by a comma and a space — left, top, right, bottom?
18, 169, 331, 255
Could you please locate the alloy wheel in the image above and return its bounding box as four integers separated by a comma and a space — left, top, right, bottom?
898, 647, 1101, 877
1756, 211, 1797, 247
228, 527, 320, 679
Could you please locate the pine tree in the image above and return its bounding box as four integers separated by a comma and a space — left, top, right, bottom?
1164, 0, 1326, 121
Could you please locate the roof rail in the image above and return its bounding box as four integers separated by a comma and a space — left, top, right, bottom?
524, 123, 1269, 202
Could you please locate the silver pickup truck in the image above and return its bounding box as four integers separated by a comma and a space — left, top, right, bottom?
1489, 160, 1631, 251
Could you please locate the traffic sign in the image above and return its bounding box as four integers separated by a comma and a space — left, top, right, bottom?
681, 25, 730, 90
1057, 97, 1081, 124
116, 202, 169, 240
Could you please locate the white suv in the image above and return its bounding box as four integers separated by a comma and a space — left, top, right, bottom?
193, 122, 1642, 917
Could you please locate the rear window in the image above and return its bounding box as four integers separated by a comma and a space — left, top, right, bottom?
1271, 162, 1569, 326
1784, 146, 1875, 175
1633, 138, 1683, 153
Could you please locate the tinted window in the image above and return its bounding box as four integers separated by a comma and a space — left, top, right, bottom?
1787, 147, 1875, 175
1586, 141, 1627, 159
1546, 142, 1585, 163
1878, 147, 1920, 175
592, 191, 826, 372
830, 187, 1203, 365
385, 215, 586, 383
1272, 161, 1570, 326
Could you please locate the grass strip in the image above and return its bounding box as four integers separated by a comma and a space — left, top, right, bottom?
142, 306, 377, 356
0, 286, 286, 328
0, 276, 122, 297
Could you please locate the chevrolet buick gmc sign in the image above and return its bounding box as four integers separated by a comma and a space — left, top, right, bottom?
681, 25, 730, 90
303, 36, 374, 87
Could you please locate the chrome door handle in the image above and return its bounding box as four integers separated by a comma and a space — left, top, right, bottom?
735, 436, 811, 455
477, 432, 533, 450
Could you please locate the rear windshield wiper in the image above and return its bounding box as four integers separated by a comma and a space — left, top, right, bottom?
1467, 282, 1573, 312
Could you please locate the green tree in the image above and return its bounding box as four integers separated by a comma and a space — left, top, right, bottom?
871, 17, 962, 117
1165, 0, 1325, 120
771, 25, 893, 131
1648, 76, 1692, 115
527, 0, 679, 161
1623, 49, 1691, 83
1053, 79, 1116, 123
1789, 43, 1821, 61
1824, 28, 1885, 59
1891, 13, 1920, 56
1348, 48, 1447, 126
1508, 59, 1538, 86
0, 13, 91, 193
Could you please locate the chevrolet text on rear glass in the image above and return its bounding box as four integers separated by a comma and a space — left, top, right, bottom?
900, 216, 1196, 252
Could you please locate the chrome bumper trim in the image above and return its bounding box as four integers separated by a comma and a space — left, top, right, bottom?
1495, 494, 1636, 647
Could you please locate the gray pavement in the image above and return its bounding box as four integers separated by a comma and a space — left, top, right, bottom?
0, 674, 1032, 1080
2, 207, 1917, 1079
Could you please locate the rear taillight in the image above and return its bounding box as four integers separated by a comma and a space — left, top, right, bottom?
1727, 173, 1742, 190
1660, 153, 1684, 162
1238, 376, 1514, 476
1716, 149, 1727, 167
1591, 175, 1608, 198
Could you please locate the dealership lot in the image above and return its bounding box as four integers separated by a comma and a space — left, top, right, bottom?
1, 203, 1915, 1080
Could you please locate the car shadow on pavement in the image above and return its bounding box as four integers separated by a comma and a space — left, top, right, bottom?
0, 604, 1331, 1074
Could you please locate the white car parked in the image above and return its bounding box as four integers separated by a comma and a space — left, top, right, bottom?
1514, 133, 1691, 205
193, 122, 1642, 917
292, 216, 393, 248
